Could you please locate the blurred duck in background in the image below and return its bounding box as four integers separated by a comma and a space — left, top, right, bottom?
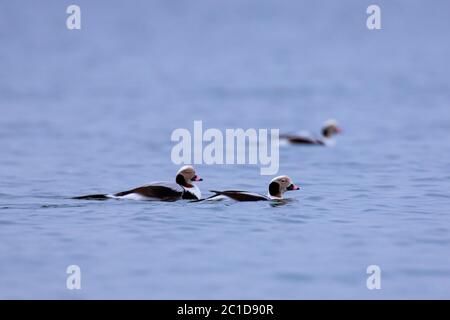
280, 119, 342, 146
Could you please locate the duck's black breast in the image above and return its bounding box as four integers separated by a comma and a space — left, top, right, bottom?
182, 190, 199, 200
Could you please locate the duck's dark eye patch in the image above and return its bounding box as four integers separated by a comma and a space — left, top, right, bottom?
269, 182, 280, 196
176, 174, 185, 185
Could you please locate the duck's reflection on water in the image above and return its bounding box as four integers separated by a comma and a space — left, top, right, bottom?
270, 198, 297, 208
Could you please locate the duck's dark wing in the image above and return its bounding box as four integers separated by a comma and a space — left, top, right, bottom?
281, 134, 321, 145
209, 190, 268, 202
115, 182, 184, 201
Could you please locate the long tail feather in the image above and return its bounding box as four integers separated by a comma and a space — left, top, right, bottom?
189, 191, 223, 202
72, 194, 109, 200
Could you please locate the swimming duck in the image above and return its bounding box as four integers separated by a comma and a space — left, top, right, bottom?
204, 175, 299, 202
281, 119, 342, 146
72, 165, 202, 201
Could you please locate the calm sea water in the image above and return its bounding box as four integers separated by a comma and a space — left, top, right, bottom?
1, 0, 450, 299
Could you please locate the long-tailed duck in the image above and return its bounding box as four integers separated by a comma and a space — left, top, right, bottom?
73, 165, 202, 201
281, 119, 341, 146
204, 175, 299, 202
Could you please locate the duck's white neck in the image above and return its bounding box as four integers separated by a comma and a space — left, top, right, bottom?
267, 193, 283, 200
321, 137, 336, 147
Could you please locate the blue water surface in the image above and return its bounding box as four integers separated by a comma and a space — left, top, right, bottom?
0, 0, 449, 298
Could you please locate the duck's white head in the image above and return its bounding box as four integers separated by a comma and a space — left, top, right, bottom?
175, 165, 203, 188
268, 175, 300, 199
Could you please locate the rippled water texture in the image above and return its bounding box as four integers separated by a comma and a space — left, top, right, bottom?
0, 0, 450, 298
